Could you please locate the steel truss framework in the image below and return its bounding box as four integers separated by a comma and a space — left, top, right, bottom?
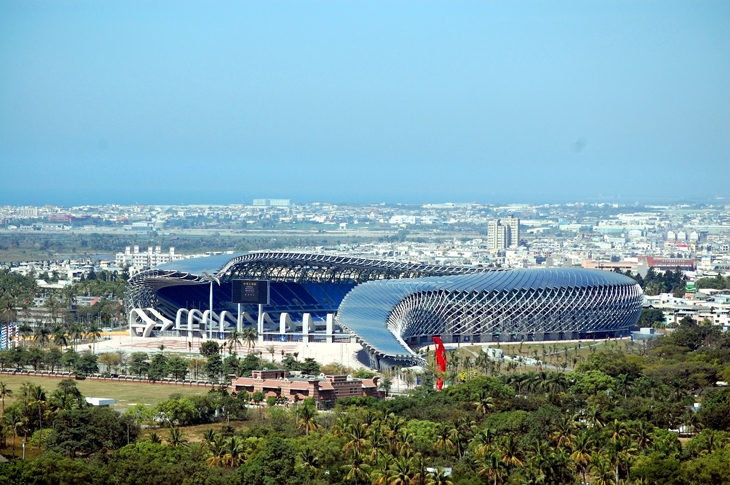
336, 268, 644, 366
125, 252, 488, 316
217, 252, 487, 283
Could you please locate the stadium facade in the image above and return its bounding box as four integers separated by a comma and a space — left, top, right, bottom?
125, 252, 643, 368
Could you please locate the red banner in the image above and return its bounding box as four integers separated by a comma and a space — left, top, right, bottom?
433, 336, 447, 390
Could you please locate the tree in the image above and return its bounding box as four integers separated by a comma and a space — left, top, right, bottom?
433, 423, 456, 456
4, 406, 24, 458
51, 379, 84, 411
97, 352, 121, 374
299, 357, 320, 375
167, 427, 188, 448
237, 436, 298, 485
129, 352, 149, 376
298, 401, 319, 435
242, 327, 258, 354
45, 347, 63, 373
25, 383, 47, 450
69, 323, 84, 351
18, 323, 33, 347
167, 356, 189, 381
199, 340, 220, 357
147, 353, 169, 381
33, 326, 51, 348
27, 347, 45, 370
62, 348, 79, 372
48, 406, 139, 457
478, 452, 506, 485
474, 390, 495, 416
0, 381, 11, 415
638, 308, 665, 327
227, 330, 243, 354
571, 431, 594, 484
85, 324, 102, 352
379, 375, 393, 397
223, 354, 240, 378
205, 353, 223, 382
76, 353, 99, 376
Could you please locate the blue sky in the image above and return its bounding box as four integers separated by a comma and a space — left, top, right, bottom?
0, 1, 728, 205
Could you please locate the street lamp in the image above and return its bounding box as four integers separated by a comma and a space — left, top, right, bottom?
202, 272, 220, 342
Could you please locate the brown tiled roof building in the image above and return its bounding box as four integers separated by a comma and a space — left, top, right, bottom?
230, 370, 382, 408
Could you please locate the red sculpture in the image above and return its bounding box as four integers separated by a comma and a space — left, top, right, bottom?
433, 336, 447, 390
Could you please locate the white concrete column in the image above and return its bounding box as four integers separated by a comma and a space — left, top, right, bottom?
237, 303, 242, 332
326, 313, 334, 343
257, 304, 264, 342
280, 313, 288, 335
302, 313, 312, 343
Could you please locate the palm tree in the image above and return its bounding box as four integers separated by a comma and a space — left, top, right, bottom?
69, 323, 84, 351
606, 438, 636, 485
427, 467, 454, 485
497, 435, 524, 470
386, 455, 417, 485
222, 436, 245, 468
615, 373, 631, 399
344, 424, 371, 454
586, 404, 604, 429
52, 326, 69, 348
33, 326, 51, 348
589, 456, 615, 485
242, 327, 258, 354
227, 330, 243, 355
267, 345, 276, 363
474, 390, 495, 416
551, 414, 576, 447
342, 448, 370, 485
4, 407, 24, 458
368, 421, 387, 465
478, 452, 505, 485
433, 423, 456, 456
608, 419, 629, 443
570, 431, 594, 485
26, 383, 47, 450
206, 434, 226, 466
86, 324, 102, 353
43, 293, 62, 326
18, 323, 33, 347
473, 427, 497, 457
0, 381, 11, 415
298, 403, 319, 435
298, 447, 322, 477
167, 427, 188, 448
631, 421, 654, 451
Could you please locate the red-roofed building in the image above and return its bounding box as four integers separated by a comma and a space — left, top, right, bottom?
639, 256, 696, 271
230, 369, 382, 408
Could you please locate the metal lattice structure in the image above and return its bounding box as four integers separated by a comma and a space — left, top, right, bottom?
125, 251, 489, 316
217, 252, 488, 283
336, 268, 643, 367
125, 253, 643, 369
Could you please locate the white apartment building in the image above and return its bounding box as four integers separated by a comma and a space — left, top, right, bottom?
115, 246, 184, 270
487, 217, 520, 250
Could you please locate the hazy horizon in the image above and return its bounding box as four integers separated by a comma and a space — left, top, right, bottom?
2, 1, 729, 206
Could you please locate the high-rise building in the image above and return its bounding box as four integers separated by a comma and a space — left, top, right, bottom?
503, 216, 520, 247
487, 217, 520, 250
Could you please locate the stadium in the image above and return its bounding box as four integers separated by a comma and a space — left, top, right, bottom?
125, 252, 644, 368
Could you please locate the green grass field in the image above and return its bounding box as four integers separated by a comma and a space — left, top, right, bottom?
0, 374, 209, 413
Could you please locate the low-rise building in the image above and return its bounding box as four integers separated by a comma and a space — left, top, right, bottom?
230, 369, 381, 408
